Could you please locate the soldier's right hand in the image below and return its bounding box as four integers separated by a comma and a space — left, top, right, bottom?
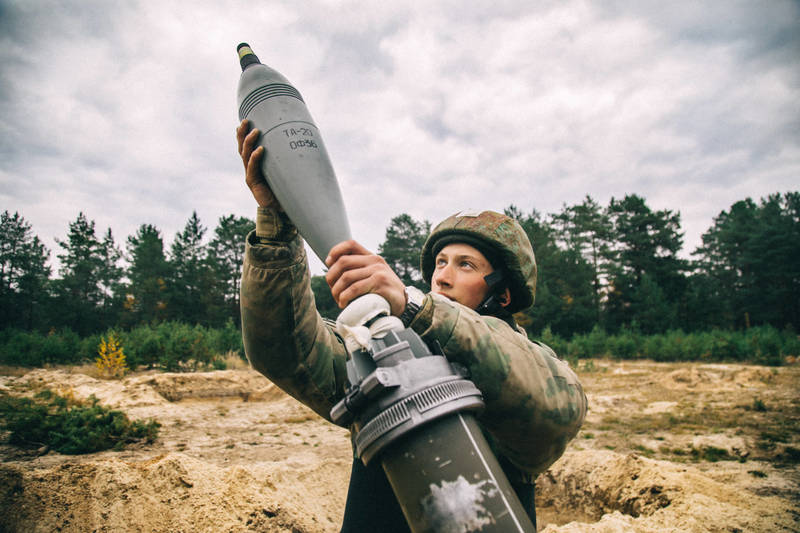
236, 119, 282, 210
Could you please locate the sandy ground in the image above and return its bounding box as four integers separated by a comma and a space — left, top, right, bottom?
0, 360, 798, 532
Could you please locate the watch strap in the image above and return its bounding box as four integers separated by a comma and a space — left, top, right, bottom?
399, 286, 425, 327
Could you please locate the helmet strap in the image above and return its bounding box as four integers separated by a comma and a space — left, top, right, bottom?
476, 270, 514, 326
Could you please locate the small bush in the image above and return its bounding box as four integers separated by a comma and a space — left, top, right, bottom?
642, 335, 665, 361
660, 330, 687, 362
691, 445, 737, 463
95, 332, 127, 379
0, 389, 160, 454
781, 327, 800, 357
607, 331, 639, 359
121, 325, 163, 369
709, 331, 747, 361
747, 326, 784, 366
680, 331, 711, 360
782, 446, 800, 463
40, 328, 81, 365
569, 325, 608, 359
537, 326, 569, 359
0, 329, 43, 366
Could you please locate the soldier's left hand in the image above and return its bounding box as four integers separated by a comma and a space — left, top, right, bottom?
325, 240, 407, 316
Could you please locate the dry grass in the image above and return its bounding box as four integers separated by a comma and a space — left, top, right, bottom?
574, 359, 800, 466
219, 351, 250, 370
0, 366, 31, 377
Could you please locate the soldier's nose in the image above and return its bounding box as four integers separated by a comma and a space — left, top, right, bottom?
433, 268, 452, 288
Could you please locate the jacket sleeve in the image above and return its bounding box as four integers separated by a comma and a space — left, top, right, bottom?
408, 292, 587, 475
240, 207, 348, 422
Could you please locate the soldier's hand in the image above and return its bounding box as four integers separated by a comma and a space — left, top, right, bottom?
325, 240, 407, 316
236, 119, 281, 210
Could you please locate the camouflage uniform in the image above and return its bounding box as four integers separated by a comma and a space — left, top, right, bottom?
241, 207, 586, 476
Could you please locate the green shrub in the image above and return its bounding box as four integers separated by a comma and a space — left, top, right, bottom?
0, 389, 160, 454
706, 330, 741, 361
681, 331, 711, 361
159, 322, 194, 371
40, 328, 82, 365
5, 320, 788, 370
537, 326, 570, 359
607, 331, 639, 359
79, 332, 104, 362
746, 326, 784, 366
659, 330, 687, 362
690, 445, 737, 462
781, 326, 800, 357
204, 319, 244, 358
113, 321, 242, 371
121, 325, 163, 369
587, 324, 609, 357
569, 325, 608, 358
0, 329, 43, 366
642, 335, 665, 361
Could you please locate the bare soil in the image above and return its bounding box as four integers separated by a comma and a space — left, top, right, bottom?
1, 359, 798, 532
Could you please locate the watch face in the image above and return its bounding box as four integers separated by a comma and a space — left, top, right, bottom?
405, 286, 425, 307
401, 289, 423, 327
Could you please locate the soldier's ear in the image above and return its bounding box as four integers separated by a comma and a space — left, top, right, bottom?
498, 288, 511, 308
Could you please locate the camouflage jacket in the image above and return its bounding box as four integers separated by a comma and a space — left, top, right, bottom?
240, 207, 587, 475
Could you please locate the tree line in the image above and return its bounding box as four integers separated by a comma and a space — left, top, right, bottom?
1, 211, 253, 336
315, 192, 800, 338
2, 191, 798, 341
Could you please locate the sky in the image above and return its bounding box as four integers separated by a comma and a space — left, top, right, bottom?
1, 0, 798, 275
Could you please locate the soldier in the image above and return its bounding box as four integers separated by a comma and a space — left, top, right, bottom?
236, 120, 586, 531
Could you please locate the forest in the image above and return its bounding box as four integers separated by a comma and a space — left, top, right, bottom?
1, 191, 798, 367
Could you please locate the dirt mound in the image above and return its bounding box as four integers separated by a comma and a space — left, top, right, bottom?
133, 370, 285, 402
536, 450, 797, 532
4, 447, 795, 532
2, 365, 797, 532
17, 368, 169, 409
0, 453, 346, 532
10, 368, 285, 409
659, 364, 775, 391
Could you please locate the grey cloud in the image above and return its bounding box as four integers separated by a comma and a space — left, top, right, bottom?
1, 0, 797, 274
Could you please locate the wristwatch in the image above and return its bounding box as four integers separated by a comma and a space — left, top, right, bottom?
399, 286, 425, 327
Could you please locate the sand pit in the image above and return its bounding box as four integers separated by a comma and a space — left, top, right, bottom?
1, 362, 798, 532
537, 450, 796, 532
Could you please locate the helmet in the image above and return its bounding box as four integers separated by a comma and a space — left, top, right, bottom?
420, 210, 537, 313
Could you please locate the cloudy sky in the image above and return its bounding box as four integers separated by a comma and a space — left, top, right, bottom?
1, 1, 798, 275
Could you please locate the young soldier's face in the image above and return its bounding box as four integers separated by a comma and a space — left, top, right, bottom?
431, 243, 493, 310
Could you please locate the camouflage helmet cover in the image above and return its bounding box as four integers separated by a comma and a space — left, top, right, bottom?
420, 210, 537, 313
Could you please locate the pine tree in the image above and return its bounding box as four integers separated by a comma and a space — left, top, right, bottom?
551, 196, 612, 323
603, 195, 686, 332
97, 228, 124, 327
694, 192, 800, 330
311, 275, 339, 320
506, 206, 596, 336
168, 212, 220, 325
378, 214, 430, 288
0, 211, 51, 329
124, 224, 170, 326
208, 214, 254, 326
52, 213, 105, 334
